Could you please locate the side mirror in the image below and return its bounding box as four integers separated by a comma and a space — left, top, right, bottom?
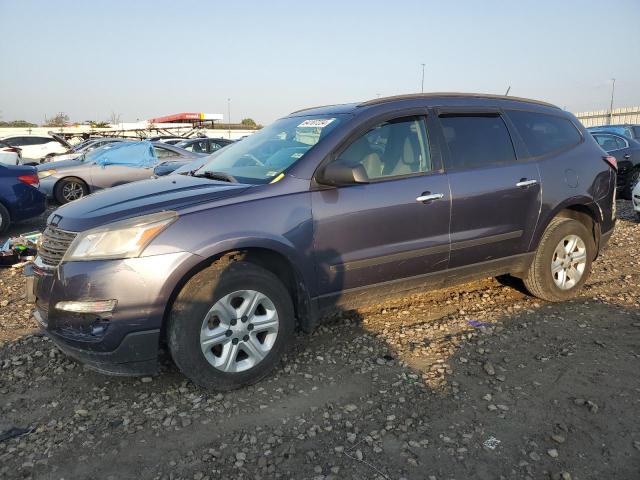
319, 160, 369, 186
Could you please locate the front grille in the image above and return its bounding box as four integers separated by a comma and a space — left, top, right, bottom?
38, 226, 77, 267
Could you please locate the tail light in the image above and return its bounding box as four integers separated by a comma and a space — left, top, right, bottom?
2, 147, 21, 154
603, 155, 617, 171
18, 174, 40, 188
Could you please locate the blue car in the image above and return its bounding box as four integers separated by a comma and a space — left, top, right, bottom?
0, 164, 47, 233
587, 124, 640, 140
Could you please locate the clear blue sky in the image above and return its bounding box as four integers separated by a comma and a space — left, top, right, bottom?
1, 0, 639, 125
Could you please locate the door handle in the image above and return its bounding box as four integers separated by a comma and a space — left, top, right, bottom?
516, 179, 538, 188
416, 193, 444, 203
623, 154, 631, 159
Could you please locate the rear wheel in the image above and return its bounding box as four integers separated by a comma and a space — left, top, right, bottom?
524, 217, 594, 302
54, 177, 88, 204
168, 258, 295, 390
0, 203, 10, 233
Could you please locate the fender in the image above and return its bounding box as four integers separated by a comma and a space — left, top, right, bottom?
529, 195, 602, 251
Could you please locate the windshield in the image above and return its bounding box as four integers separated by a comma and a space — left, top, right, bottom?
196, 114, 347, 184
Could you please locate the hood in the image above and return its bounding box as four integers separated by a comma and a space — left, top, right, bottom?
48, 132, 72, 149
37, 158, 86, 171
50, 174, 250, 232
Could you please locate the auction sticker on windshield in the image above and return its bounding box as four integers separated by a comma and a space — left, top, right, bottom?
297, 118, 335, 128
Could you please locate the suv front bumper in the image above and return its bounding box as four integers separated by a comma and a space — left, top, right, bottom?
32, 251, 202, 376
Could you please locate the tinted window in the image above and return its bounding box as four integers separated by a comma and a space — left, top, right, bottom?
440, 115, 516, 169
153, 147, 177, 159
633, 126, 640, 139
507, 110, 581, 157
337, 116, 431, 180
593, 134, 626, 151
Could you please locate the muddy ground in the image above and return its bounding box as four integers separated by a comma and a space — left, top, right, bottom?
0, 201, 638, 480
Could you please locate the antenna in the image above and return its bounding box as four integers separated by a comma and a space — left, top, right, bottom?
504, 86, 511, 96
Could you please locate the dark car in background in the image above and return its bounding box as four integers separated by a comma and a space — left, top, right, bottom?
588, 124, 640, 140
175, 137, 234, 154
0, 164, 46, 232
32, 93, 616, 390
591, 131, 640, 198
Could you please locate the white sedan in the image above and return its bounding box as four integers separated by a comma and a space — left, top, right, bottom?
0, 134, 69, 164
0, 139, 21, 165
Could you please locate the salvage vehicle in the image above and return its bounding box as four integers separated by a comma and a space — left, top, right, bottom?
1, 134, 70, 164
37, 141, 201, 204
45, 138, 125, 162
0, 164, 46, 232
0, 139, 21, 165
31, 93, 616, 390
591, 131, 640, 198
175, 137, 234, 154
588, 124, 640, 141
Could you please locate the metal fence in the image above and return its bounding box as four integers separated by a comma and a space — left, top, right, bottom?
574, 106, 640, 127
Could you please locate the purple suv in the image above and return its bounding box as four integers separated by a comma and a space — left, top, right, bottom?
32, 93, 617, 390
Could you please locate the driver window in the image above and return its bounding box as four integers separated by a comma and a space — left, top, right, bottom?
336, 116, 431, 180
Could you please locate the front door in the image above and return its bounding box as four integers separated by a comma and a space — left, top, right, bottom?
437, 112, 541, 268
311, 114, 451, 304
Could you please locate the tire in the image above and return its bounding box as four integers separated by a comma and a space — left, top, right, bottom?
524, 217, 595, 302
54, 177, 88, 204
0, 203, 10, 233
168, 257, 295, 391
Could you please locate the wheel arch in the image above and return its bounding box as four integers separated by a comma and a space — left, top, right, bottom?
532, 200, 602, 258
160, 245, 315, 345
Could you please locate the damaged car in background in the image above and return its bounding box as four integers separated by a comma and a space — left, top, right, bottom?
37, 141, 202, 204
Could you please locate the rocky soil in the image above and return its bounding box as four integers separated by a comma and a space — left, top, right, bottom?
0, 201, 638, 480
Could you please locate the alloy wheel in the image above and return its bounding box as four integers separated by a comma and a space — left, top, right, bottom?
551, 234, 587, 290
200, 290, 279, 372
62, 182, 84, 202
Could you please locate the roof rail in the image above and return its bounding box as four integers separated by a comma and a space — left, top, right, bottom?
358, 92, 560, 109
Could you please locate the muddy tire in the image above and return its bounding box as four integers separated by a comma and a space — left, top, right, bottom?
168, 257, 295, 391
524, 217, 595, 302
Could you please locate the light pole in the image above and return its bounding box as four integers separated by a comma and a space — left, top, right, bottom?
608, 78, 616, 125
421, 63, 426, 93
227, 98, 231, 139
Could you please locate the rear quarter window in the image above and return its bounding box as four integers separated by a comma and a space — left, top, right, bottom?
507, 110, 582, 158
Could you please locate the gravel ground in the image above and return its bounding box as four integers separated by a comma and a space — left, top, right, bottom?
0, 201, 639, 480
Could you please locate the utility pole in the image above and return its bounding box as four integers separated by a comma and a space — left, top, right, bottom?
421, 64, 426, 93
608, 78, 616, 125
227, 98, 231, 139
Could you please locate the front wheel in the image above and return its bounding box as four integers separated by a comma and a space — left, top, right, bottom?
168, 258, 295, 390
0, 203, 10, 233
54, 177, 88, 204
524, 217, 594, 302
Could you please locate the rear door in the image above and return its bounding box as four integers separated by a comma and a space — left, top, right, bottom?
311, 113, 451, 302
436, 110, 541, 268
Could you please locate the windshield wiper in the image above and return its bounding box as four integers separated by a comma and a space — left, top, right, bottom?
193, 170, 238, 183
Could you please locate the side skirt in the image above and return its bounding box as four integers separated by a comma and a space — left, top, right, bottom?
313, 252, 535, 315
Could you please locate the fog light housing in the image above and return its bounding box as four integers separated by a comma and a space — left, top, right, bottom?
55, 300, 117, 313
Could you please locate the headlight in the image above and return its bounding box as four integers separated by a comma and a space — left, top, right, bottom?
38, 170, 57, 179
62, 211, 178, 261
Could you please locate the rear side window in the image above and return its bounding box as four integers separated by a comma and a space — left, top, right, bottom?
507, 110, 581, 157
593, 134, 627, 151
440, 114, 516, 170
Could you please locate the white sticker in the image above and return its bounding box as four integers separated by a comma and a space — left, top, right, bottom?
297, 118, 335, 128
266, 171, 279, 177
291, 152, 304, 159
